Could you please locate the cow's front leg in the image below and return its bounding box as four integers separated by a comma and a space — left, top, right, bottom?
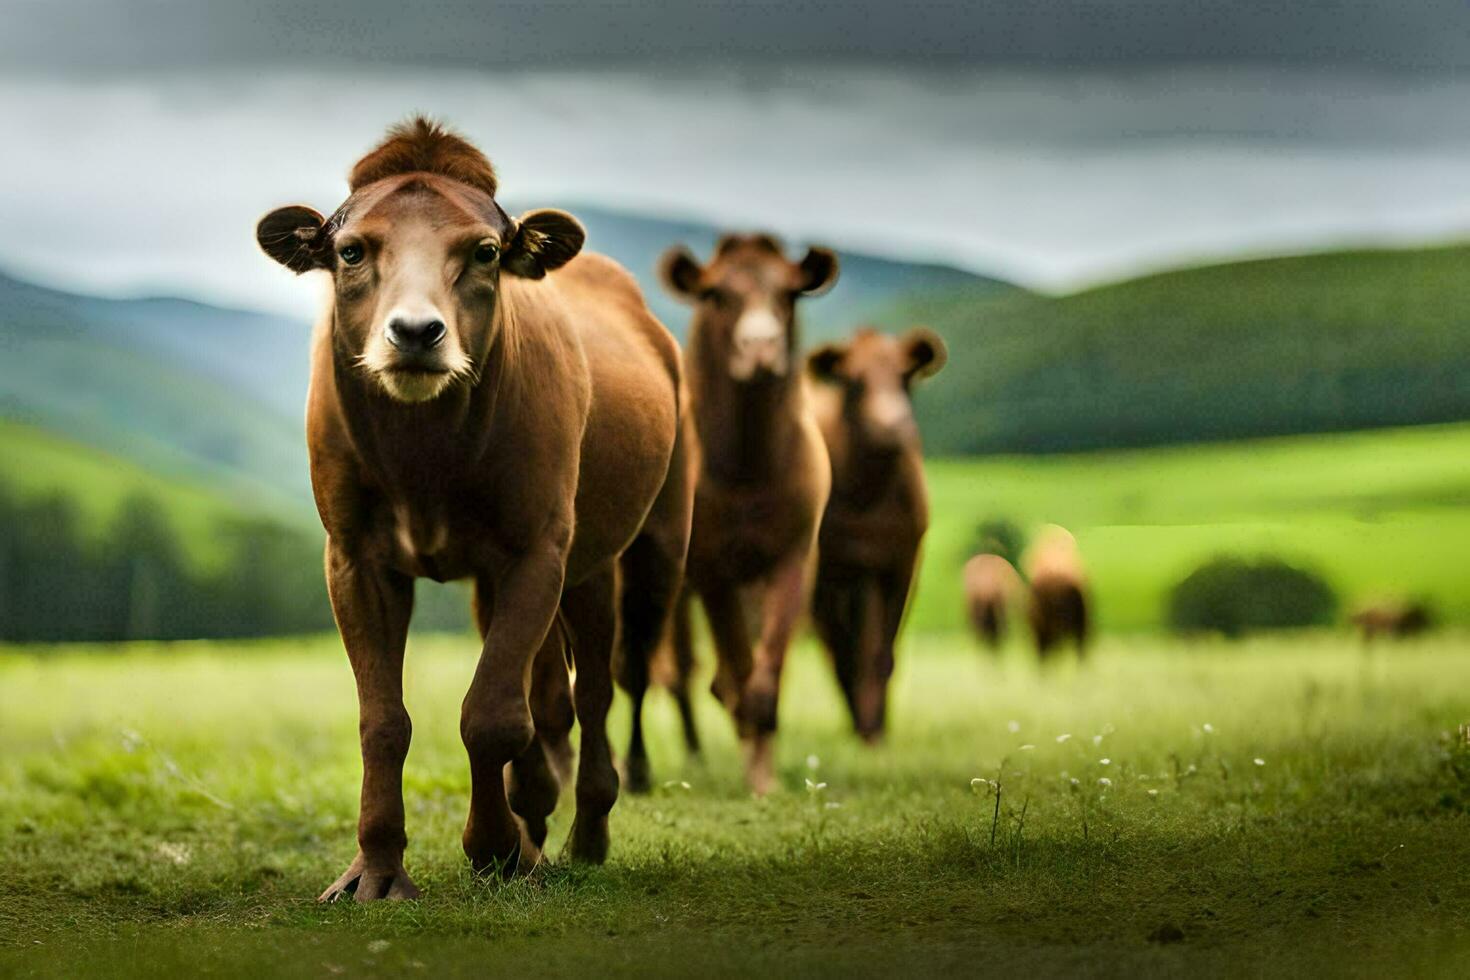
461, 536, 567, 877
318, 539, 419, 902
739, 550, 810, 795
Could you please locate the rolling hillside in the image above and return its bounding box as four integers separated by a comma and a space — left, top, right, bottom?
0, 418, 297, 565
895, 244, 1470, 455
0, 269, 313, 510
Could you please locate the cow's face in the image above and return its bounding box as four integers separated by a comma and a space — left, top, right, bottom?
808, 327, 947, 453
257, 174, 582, 403
661, 235, 838, 384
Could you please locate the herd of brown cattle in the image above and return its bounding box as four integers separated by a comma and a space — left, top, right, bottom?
251, 119, 1098, 901
252, 118, 1436, 901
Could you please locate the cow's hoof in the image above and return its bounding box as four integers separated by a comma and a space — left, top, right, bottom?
624, 753, 653, 795
567, 814, 610, 864
318, 854, 420, 903
743, 736, 776, 797
737, 681, 778, 735
467, 830, 542, 879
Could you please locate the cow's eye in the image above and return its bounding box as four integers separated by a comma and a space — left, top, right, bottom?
700, 286, 733, 308
474, 241, 500, 264
338, 244, 364, 266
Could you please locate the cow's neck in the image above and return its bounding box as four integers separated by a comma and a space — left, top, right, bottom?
694, 370, 800, 485
832, 425, 904, 509
331, 321, 509, 499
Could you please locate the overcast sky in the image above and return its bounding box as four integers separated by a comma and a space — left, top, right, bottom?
8, 1, 1470, 72
3, 5, 1470, 315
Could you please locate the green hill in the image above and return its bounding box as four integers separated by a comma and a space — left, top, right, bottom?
896, 244, 1470, 454
0, 418, 304, 568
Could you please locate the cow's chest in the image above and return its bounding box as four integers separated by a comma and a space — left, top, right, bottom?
358, 497, 500, 583
690, 485, 806, 584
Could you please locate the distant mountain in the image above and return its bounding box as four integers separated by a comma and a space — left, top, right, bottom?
897, 244, 1470, 455
555, 204, 1014, 341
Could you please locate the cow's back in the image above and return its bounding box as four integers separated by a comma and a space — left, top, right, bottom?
551, 252, 682, 578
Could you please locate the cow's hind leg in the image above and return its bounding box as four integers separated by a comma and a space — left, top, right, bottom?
617, 531, 683, 794
565, 563, 621, 863
668, 589, 702, 756
811, 567, 862, 732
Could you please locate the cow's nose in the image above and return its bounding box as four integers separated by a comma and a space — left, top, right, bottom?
386, 317, 447, 352
738, 335, 779, 357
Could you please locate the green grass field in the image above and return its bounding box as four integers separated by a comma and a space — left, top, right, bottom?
4, 631, 1470, 977
917, 421, 1470, 632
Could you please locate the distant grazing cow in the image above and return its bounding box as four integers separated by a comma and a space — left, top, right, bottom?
807, 327, 947, 741
653, 233, 838, 794
1351, 601, 1433, 641
256, 118, 689, 900
964, 553, 1022, 649
1024, 527, 1090, 658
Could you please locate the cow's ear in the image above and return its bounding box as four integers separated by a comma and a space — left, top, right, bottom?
798, 246, 839, 295
659, 246, 704, 301
503, 209, 585, 279
257, 206, 330, 273
807, 342, 848, 382
903, 327, 948, 381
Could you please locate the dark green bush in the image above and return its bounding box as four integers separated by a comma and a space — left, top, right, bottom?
970, 518, 1027, 567
1167, 555, 1338, 638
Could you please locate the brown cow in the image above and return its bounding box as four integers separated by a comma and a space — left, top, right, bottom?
255, 118, 689, 901
1024, 527, 1090, 658
1351, 600, 1433, 641
654, 233, 837, 795
964, 553, 1023, 650
806, 327, 947, 741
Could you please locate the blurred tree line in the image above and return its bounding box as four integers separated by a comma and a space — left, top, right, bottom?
0, 481, 470, 642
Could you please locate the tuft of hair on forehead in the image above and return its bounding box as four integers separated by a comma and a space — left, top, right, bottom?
349, 117, 498, 198
714, 232, 784, 257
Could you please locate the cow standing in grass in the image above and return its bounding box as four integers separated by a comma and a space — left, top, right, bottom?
1025, 527, 1090, 658
256, 118, 690, 900
1351, 600, 1433, 641
806, 327, 947, 741
964, 553, 1022, 650
647, 234, 837, 795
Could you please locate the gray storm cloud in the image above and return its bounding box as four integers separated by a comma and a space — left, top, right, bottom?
4, 65, 1470, 316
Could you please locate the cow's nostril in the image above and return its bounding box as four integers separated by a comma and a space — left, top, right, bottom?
387, 318, 447, 352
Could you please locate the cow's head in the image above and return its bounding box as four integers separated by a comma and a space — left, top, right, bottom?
256, 118, 583, 403
807, 327, 947, 453
660, 234, 838, 384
